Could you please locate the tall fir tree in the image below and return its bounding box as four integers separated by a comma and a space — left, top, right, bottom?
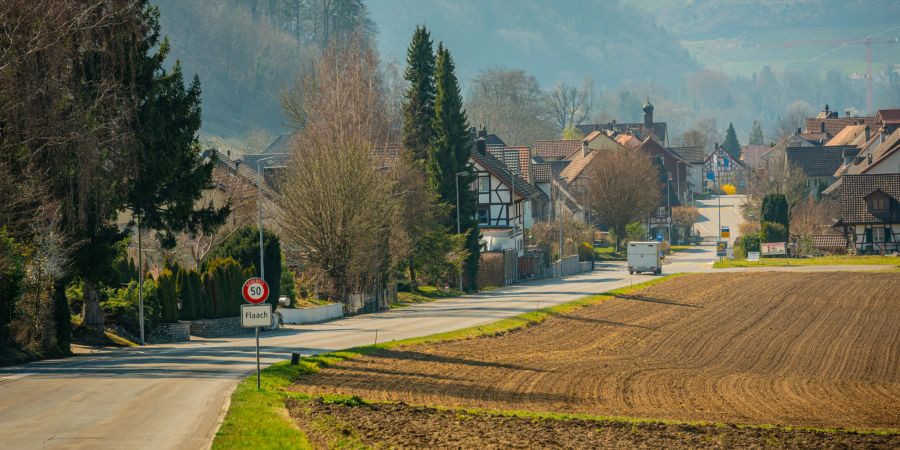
722, 122, 741, 157
428, 43, 479, 290
401, 26, 436, 163
749, 120, 765, 145
127, 2, 228, 250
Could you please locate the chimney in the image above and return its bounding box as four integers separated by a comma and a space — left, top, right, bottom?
478, 125, 487, 139
864, 124, 870, 142
842, 148, 856, 166
820, 121, 825, 133
824, 104, 829, 116
582, 140, 590, 157
476, 136, 486, 155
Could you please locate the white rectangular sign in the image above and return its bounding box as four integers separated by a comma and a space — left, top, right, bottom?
726, 247, 734, 259
241, 304, 272, 328
747, 251, 760, 261
761, 242, 786, 256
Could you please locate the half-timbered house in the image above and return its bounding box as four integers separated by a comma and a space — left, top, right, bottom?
836, 173, 900, 254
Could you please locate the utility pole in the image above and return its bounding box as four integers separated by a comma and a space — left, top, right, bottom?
455, 171, 467, 289
137, 215, 144, 346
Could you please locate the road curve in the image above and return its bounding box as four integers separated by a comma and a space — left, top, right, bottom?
0, 248, 716, 450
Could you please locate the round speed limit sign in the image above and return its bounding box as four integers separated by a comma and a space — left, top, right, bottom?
242, 277, 270, 304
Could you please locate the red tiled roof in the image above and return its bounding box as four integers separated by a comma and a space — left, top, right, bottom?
876, 109, 900, 124
533, 140, 582, 160
615, 133, 642, 149
583, 130, 602, 142
559, 148, 596, 184
487, 146, 531, 182
804, 116, 875, 137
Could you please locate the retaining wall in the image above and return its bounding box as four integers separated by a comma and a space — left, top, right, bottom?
189, 317, 245, 338
148, 321, 191, 343
278, 304, 343, 325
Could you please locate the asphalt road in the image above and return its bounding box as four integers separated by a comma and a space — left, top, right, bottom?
693, 195, 747, 246
0, 249, 722, 450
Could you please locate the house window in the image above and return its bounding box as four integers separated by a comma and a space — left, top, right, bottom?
873, 227, 885, 243
657, 206, 667, 218
478, 176, 490, 193
476, 207, 489, 225
871, 196, 887, 211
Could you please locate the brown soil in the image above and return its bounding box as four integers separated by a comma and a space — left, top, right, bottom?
293, 272, 900, 431
288, 398, 900, 449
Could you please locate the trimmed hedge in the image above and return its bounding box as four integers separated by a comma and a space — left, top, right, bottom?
208, 226, 281, 309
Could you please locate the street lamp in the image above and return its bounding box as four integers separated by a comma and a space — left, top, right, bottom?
455, 171, 468, 290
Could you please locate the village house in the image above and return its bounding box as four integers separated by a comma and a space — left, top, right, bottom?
577, 98, 668, 144
638, 137, 690, 204
835, 173, 900, 254
704, 143, 748, 192
785, 145, 856, 197
470, 136, 548, 255
670, 146, 705, 196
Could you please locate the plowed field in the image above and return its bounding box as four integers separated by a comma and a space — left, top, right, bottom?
293, 272, 900, 431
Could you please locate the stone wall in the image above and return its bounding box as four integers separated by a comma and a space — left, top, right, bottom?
189, 317, 246, 338
148, 321, 191, 344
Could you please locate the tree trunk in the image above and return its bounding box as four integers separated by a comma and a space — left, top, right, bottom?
407, 257, 417, 291
82, 280, 104, 335
53, 278, 71, 355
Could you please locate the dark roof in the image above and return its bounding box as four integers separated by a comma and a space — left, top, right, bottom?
811, 234, 848, 250
470, 149, 546, 201
876, 108, 900, 125
533, 140, 582, 160
467, 128, 506, 147
241, 153, 290, 169
785, 145, 850, 178
669, 146, 705, 164
264, 133, 296, 154
532, 162, 552, 183
840, 173, 900, 224
487, 146, 532, 183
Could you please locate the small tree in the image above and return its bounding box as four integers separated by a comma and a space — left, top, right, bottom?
761, 193, 790, 235
156, 269, 178, 323
722, 122, 741, 157
761, 222, 787, 243
749, 120, 765, 145
586, 149, 661, 252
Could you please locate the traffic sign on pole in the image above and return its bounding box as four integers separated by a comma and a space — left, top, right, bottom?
242, 277, 269, 304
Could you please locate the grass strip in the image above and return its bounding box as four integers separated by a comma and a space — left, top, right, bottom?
713, 255, 900, 269
212, 275, 679, 449
392, 286, 465, 308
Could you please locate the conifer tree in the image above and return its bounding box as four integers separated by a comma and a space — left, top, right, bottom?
722, 122, 741, 157
428, 43, 479, 290
749, 120, 765, 145
401, 26, 436, 162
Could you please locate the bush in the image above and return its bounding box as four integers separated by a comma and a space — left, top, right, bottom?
176, 268, 204, 321
761, 194, 789, 235
740, 233, 761, 253
761, 221, 787, 243
208, 226, 281, 309
157, 269, 178, 323
203, 257, 247, 319
0, 229, 25, 365
721, 183, 737, 195
102, 279, 159, 338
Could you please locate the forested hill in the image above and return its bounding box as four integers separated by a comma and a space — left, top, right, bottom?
369, 0, 697, 89
154, 0, 697, 141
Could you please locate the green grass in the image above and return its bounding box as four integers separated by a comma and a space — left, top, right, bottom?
595, 246, 626, 261
713, 255, 900, 269
212, 275, 681, 449
393, 286, 464, 308
669, 245, 693, 253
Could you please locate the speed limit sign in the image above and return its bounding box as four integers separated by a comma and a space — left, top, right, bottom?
242, 277, 270, 304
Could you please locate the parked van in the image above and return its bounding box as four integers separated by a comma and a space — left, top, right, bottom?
627, 241, 662, 275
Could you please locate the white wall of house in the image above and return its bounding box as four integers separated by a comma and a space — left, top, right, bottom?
851, 223, 899, 253
472, 160, 527, 256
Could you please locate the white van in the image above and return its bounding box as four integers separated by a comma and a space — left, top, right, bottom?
627, 241, 662, 275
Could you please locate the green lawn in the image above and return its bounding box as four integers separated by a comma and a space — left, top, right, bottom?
393, 286, 464, 308
211, 276, 681, 450
713, 255, 900, 269
595, 246, 625, 261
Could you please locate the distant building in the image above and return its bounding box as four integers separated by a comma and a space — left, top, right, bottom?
670, 146, 706, 196
576, 98, 668, 144
704, 143, 748, 192
835, 173, 900, 254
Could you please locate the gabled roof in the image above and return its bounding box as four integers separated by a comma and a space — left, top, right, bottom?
533, 140, 582, 160
577, 122, 668, 143
670, 146, 705, 164
704, 145, 749, 169
487, 146, 531, 183
640, 137, 689, 165
739, 145, 770, 167
615, 133, 643, 149
785, 145, 850, 178
875, 109, 900, 125
559, 148, 596, 184
805, 116, 876, 137
826, 124, 868, 147
860, 129, 900, 174
470, 149, 546, 201
840, 173, 900, 224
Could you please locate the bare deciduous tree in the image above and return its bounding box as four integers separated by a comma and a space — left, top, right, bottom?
771, 100, 813, 141
279, 40, 400, 302
586, 149, 661, 251
466, 68, 555, 146
546, 78, 593, 134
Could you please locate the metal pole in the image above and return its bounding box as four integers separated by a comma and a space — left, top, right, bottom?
666, 173, 671, 242
455, 173, 462, 290
256, 326, 260, 390
717, 152, 722, 260
137, 216, 144, 346
257, 161, 265, 281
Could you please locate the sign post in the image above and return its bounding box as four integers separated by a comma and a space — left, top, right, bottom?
242, 277, 270, 390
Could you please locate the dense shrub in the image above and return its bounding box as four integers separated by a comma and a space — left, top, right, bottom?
176, 268, 204, 321
761, 194, 789, 235
761, 221, 787, 243
157, 269, 179, 323
101, 279, 160, 338
0, 230, 25, 365
203, 257, 247, 319
208, 226, 281, 308
279, 255, 296, 303
740, 233, 761, 253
